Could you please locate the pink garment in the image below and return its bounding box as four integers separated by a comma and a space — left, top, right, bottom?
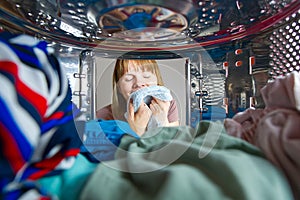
261, 71, 300, 110
255, 108, 300, 198
224, 71, 300, 198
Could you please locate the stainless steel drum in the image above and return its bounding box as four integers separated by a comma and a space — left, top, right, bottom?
0, 0, 299, 126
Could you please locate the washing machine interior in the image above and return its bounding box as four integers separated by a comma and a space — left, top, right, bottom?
0, 0, 299, 127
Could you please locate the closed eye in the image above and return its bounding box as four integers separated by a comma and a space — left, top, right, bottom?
143, 72, 153, 78
123, 74, 134, 82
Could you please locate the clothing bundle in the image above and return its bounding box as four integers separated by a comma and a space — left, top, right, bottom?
80, 121, 293, 200
0, 32, 81, 199
224, 71, 300, 198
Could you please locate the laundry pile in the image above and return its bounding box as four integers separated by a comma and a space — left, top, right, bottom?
0, 32, 82, 199
224, 71, 300, 198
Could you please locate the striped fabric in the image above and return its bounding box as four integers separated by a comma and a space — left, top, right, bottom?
0, 32, 82, 199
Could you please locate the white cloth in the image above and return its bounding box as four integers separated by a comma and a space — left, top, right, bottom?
125, 85, 173, 129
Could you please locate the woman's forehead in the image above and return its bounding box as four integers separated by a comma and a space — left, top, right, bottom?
126, 61, 154, 72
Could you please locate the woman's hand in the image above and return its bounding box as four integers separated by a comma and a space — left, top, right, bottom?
149, 98, 170, 126
127, 100, 152, 136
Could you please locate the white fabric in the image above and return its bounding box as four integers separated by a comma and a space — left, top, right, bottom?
125, 85, 173, 129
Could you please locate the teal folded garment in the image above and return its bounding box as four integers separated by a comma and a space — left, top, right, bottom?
38, 154, 97, 200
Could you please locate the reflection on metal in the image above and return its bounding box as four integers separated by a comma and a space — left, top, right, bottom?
224, 48, 253, 117
73, 50, 95, 120
0, 0, 300, 124
98, 4, 188, 36
0, 0, 299, 50
185, 58, 191, 126
249, 34, 272, 108
189, 51, 226, 127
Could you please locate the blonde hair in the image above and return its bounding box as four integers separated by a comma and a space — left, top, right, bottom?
111, 59, 164, 120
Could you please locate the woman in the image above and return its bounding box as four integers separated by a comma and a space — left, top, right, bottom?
96, 59, 179, 136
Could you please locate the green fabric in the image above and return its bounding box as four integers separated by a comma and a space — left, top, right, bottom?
80, 121, 293, 200
38, 154, 97, 200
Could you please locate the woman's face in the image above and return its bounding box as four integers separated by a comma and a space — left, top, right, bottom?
117, 61, 158, 101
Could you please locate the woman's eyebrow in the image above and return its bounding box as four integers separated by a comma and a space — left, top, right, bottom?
124, 73, 134, 76
142, 71, 153, 74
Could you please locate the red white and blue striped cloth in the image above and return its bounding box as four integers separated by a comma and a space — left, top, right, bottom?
0, 32, 82, 199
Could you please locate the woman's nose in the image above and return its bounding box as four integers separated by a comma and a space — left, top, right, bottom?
134, 78, 146, 88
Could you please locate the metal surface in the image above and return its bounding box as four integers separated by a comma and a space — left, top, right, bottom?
0, 0, 300, 124
0, 0, 299, 52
